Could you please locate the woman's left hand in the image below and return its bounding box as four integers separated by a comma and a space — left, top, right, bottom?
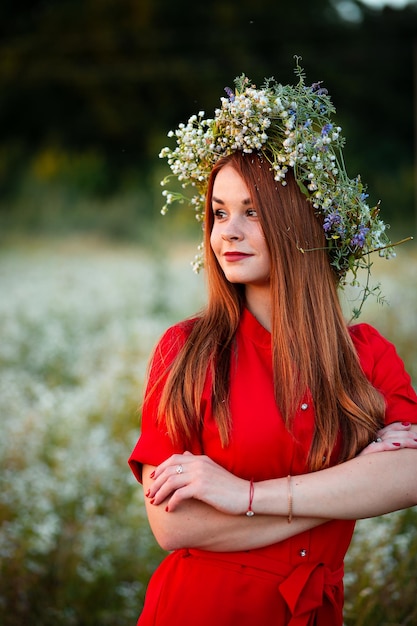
359, 421, 417, 456
147, 452, 249, 514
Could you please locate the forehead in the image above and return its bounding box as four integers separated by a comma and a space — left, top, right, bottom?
212, 165, 251, 202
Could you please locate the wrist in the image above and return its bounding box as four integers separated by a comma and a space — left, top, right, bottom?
287, 475, 293, 523
249, 476, 290, 517
245, 478, 255, 517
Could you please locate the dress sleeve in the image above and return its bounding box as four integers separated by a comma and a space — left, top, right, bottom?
128, 320, 203, 483
349, 323, 417, 425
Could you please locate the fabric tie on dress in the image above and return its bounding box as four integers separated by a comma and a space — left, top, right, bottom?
185, 548, 343, 625
278, 561, 344, 626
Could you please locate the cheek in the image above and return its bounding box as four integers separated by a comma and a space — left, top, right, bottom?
253, 226, 268, 250
209, 227, 220, 254
257, 233, 271, 269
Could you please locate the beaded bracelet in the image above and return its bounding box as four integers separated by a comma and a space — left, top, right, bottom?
245, 478, 255, 517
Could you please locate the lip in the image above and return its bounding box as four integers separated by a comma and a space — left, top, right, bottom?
223, 251, 253, 262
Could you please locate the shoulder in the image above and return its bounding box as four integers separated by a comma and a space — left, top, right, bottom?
143, 316, 200, 396
157, 316, 198, 348
349, 322, 400, 381
349, 321, 389, 350
349, 323, 417, 422
348, 322, 394, 369
150, 317, 199, 370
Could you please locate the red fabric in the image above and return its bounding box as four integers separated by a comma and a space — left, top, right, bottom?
136, 548, 344, 626
129, 310, 417, 625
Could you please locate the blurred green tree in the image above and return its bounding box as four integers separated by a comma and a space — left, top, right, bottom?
0, 0, 415, 226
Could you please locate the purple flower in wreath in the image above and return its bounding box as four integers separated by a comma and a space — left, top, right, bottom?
311, 82, 328, 96
321, 123, 333, 136
224, 86, 235, 102
351, 224, 370, 248
323, 210, 343, 233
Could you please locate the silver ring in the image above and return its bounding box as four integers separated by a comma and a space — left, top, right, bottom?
375, 437, 382, 443
175, 464, 183, 474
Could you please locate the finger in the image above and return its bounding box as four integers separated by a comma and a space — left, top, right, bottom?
376, 438, 417, 453
359, 437, 416, 456
360, 440, 384, 455
151, 454, 210, 504
376, 421, 411, 437
165, 484, 196, 512
152, 453, 193, 480
149, 471, 190, 505
376, 431, 417, 445
147, 461, 189, 501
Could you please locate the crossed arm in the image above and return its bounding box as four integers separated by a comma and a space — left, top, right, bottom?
142, 422, 417, 552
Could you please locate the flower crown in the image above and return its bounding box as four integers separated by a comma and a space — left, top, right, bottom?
159, 58, 409, 317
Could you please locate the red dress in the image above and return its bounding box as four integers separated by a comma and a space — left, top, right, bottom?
129, 309, 417, 626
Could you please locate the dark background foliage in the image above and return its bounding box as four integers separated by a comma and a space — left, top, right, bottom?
0, 0, 416, 233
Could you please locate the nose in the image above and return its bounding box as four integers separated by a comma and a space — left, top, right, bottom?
221, 216, 243, 241
222, 232, 241, 241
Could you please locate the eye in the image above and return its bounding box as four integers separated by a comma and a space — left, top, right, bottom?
213, 208, 227, 219
246, 208, 258, 217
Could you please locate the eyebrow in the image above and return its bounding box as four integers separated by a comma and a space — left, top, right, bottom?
212, 196, 252, 205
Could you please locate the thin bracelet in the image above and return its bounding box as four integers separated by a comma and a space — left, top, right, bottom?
245, 478, 255, 517
287, 475, 293, 524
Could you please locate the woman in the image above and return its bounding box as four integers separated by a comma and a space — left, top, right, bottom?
129, 63, 417, 625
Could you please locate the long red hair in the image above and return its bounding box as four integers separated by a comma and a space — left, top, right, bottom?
154, 151, 385, 471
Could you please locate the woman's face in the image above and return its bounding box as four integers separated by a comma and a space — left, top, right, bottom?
210, 165, 271, 289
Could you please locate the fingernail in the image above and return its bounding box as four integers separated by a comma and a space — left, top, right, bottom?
165, 506, 169, 513
150, 471, 155, 479
150, 498, 155, 505
392, 442, 401, 447
401, 422, 411, 427
145, 489, 151, 497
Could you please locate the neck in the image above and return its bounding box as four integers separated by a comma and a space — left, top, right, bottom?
244, 285, 272, 332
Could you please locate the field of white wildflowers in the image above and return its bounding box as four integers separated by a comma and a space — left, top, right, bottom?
0, 236, 416, 625
0, 237, 205, 625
